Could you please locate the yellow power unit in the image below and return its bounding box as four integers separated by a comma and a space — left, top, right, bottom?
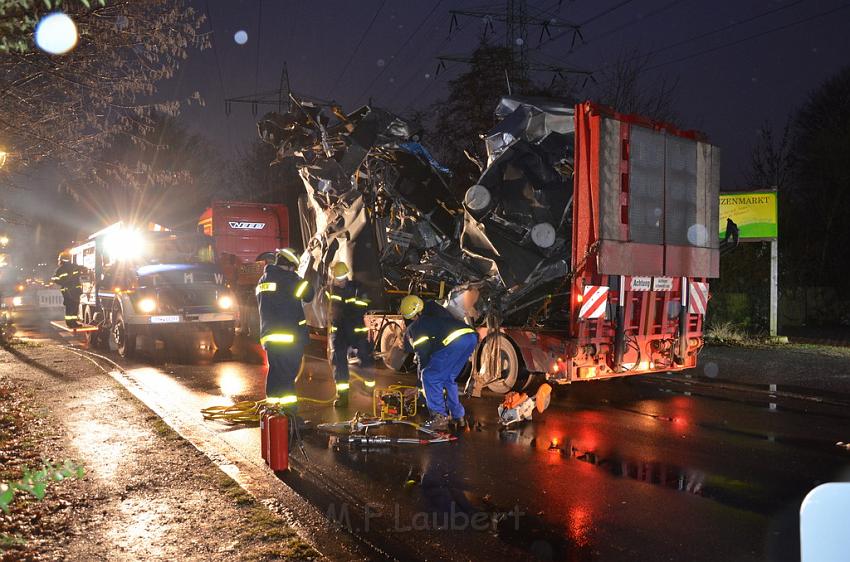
373, 385, 419, 420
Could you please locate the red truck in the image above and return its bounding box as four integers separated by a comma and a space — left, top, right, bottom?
198, 201, 289, 337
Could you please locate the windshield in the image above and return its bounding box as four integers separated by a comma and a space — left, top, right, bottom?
145, 233, 214, 265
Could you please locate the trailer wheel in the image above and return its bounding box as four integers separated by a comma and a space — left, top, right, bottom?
475, 333, 527, 394
212, 323, 235, 352
378, 321, 410, 372
112, 311, 136, 358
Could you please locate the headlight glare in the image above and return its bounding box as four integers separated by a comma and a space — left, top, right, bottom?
137, 297, 156, 313
218, 295, 234, 310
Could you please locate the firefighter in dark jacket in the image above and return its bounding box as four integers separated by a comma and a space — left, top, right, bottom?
400, 295, 478, 430
326, 262, 375, 407
256, 248, 314, 410
51, 252, 82, 328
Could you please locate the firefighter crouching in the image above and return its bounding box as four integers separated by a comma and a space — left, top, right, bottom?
400, 295, 478, 430
51, 252, 82, 328
256, 248, 314, 413
326, 262, 375, 408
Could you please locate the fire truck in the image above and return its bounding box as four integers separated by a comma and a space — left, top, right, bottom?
198, 201, 289, 338
68, 222, 237, 357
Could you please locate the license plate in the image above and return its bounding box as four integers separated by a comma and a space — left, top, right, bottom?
151, 315, 180, 324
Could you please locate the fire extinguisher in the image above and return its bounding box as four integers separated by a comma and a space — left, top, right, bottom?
260, 408, 289, 471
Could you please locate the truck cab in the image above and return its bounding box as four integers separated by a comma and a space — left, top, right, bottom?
198, 201, 289, 338
70, 222, 236, 357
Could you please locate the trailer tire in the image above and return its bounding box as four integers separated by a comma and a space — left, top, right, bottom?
475, 332, 527, 394
378, 321, 410, 372
112, 311, 136, 358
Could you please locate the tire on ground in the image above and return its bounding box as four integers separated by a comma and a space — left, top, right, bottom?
112, 310, 137, 358
474, 332, 528, 394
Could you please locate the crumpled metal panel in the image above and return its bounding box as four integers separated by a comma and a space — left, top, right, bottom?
460, 97, 575, 318
258, 98, 466, 310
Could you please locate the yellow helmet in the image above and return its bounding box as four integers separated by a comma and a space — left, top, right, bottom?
276, 248, 300, 266
400, 295, 424, 319
331, 262, 349, 280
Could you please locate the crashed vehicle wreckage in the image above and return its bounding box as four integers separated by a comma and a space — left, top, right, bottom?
258, 94, 721, 395
257, 96, 575, 326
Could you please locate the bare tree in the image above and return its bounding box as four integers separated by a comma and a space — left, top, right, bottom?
591, 50, 679, 123
0, 1, 207, 187
745, 119, 794, 190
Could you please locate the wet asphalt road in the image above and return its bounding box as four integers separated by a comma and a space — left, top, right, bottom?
33, 326, 850, 561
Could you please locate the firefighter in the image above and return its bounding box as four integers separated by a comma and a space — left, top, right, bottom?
51, 252, 82, 328
256, 248, 314, 413
400, 295, 478, 430
326, 262, 375, 408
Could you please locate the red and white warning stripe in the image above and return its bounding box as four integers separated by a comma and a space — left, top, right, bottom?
579, 285, 609, 319
688, 281, 709, 315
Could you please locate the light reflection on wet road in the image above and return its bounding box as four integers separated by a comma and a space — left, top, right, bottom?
40, 329, 850, 561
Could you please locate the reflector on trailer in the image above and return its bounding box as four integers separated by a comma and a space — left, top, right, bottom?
578, 286, 608, 319
688, 281, 709, 315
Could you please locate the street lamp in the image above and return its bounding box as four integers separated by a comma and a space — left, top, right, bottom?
0, 236, 8, 247
0, 150, 7, 168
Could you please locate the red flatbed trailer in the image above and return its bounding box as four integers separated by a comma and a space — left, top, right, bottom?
467, 102, 720, 394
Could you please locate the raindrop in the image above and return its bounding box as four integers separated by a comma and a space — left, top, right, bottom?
389, 77, 395, 83
687, 224, 708, 246
234, 30, 248, 45
35, 12, 78, 55
703, 361, 718, 378
424, 73, 431, 79
377, 59, 386, 67
515, 37, 524, 46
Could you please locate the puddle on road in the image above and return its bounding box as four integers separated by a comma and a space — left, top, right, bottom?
497, 421, 843, 515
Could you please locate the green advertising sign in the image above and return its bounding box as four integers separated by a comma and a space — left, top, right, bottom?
719, 191, 778, 240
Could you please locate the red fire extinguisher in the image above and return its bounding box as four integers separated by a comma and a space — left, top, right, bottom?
261, 409, 290, 471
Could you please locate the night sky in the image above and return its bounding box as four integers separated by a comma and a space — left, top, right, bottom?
165, 0, 850, 186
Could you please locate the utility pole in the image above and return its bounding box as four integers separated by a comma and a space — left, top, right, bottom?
225, 63, 329, 117
439, 0, 589, 87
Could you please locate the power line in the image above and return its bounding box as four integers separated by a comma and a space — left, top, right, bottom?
571, 0, 687, 53
329, 0, 388, 95
640, 2, 850, 74
254, 0, 263, 93
203, 0, 228, 100
203, 0, 238, 154
356, 0, 446, 103
614, 0, 806, 72
580, 0, 635, 26
534, 0, 635, 50
541, 0, 805, 78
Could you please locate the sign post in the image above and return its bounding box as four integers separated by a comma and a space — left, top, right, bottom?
719, 190, 779, 336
